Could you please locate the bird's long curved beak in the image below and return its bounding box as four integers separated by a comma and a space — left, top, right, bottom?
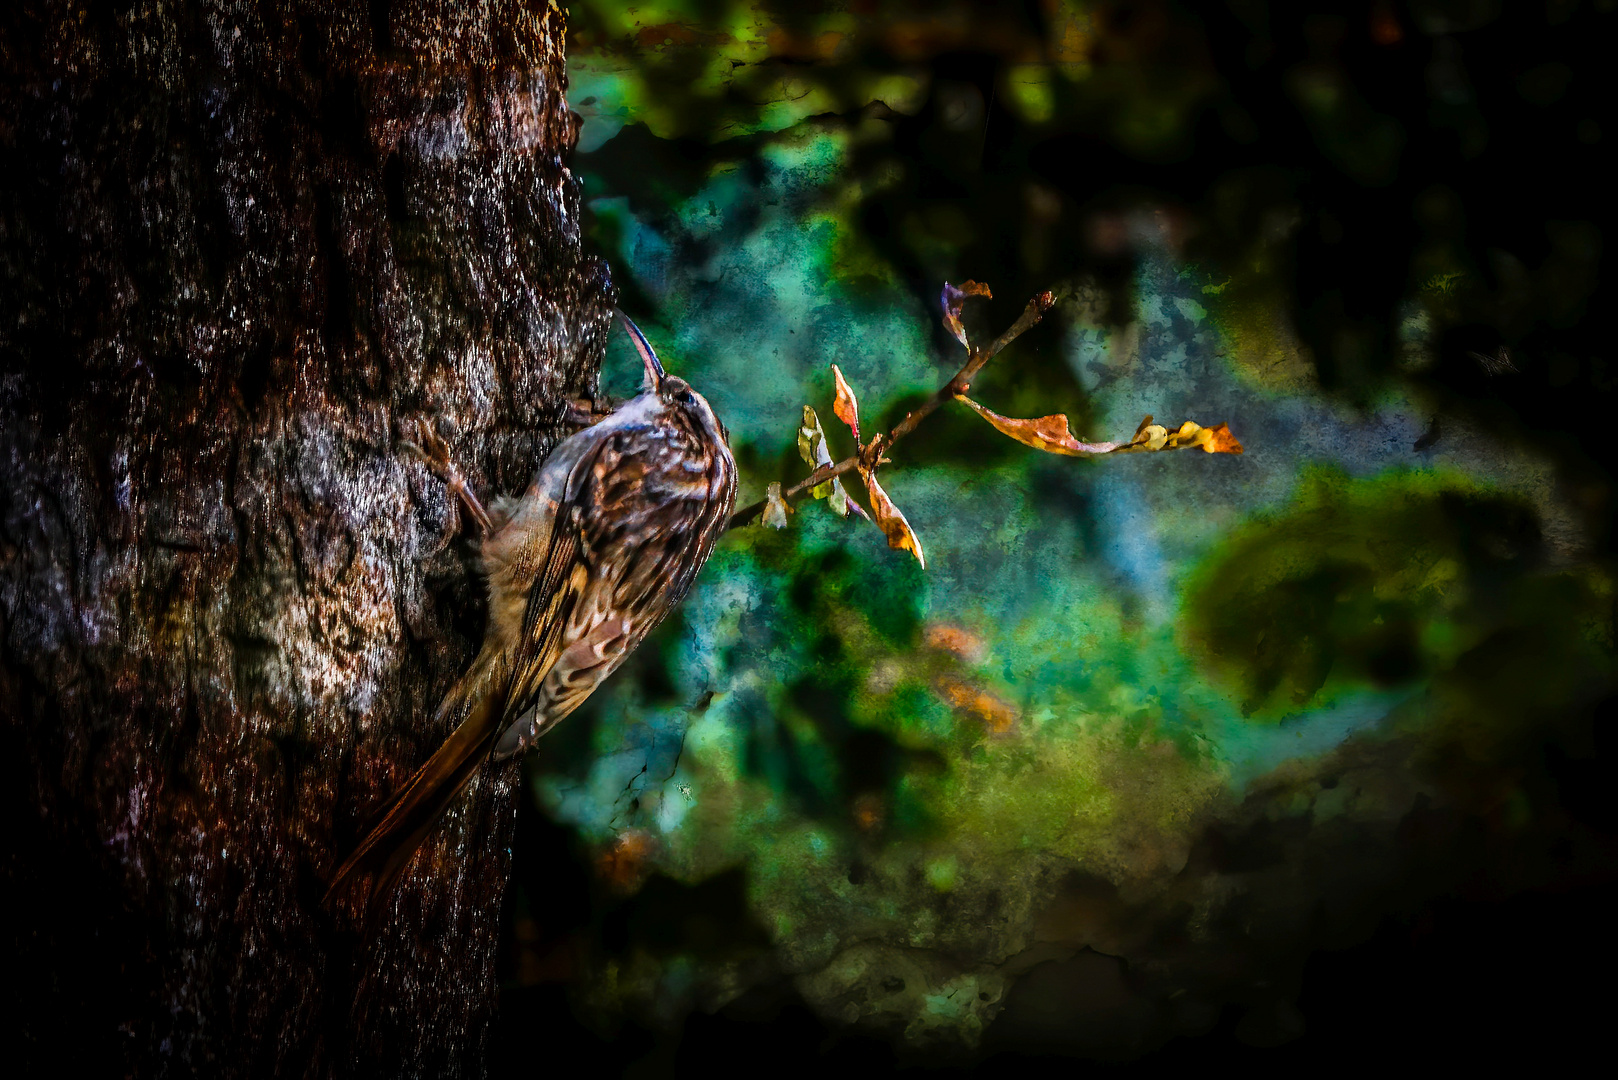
617, 310, 666, 389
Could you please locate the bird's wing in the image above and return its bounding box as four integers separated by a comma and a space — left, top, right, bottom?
473, 418, 623, 726
488, 443, 633, 758
501, 521, 584, 719
491, 431, 728, 758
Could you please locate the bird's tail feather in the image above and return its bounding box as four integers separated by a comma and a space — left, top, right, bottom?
324, 673, 511, 915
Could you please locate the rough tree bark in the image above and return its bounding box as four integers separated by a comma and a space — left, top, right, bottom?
0, 2, 607, 1074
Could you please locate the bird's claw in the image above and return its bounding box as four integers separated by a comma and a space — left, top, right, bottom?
401, 417, 494, 537
561, 396, 618, 431
401, 417, 456, 473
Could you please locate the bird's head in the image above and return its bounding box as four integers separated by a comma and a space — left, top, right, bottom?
616, 311, 731, 447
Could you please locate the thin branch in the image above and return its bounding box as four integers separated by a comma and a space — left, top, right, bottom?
729, 290, 1055, 530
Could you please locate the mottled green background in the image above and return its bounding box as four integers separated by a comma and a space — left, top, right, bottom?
501, 2, 1614, 1060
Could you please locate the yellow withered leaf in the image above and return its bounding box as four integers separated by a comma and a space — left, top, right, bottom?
796, 405, 862, 518
1111, 415, 1245, 454
858, 465, 925, 569
1123, 417, 1170, 451
797, 405, 833, 491
830, 364, 862, 445
763, 482, 791, 529
940, 279, 992, 349
956, 399, 1244, 457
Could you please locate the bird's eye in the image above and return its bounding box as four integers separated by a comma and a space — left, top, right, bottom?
675, 388, 694, 406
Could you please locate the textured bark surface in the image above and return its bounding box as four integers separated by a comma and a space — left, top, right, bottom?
0, 2, 607, 1074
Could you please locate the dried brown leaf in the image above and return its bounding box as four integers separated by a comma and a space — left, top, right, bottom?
830, 364, 862, 445
954, 395, 1121, 455
940, 279, 992, 349
858, 465, 925, 569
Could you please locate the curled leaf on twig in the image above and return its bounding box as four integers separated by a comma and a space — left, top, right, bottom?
955, 398, 1244, 457
831, 364, 862, 446
940, 280, 992, 349
797, 406, 867, 519
729, 276, 1246, 553
953, 396, 1122, 455
763, 482, 791, 529
1111, 415, 1244, 454
858, 465, 925, 569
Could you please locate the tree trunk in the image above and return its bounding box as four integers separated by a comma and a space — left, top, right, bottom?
0, 3, 606, 1074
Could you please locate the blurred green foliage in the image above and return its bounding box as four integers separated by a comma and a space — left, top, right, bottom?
1187, 468, 1557, 717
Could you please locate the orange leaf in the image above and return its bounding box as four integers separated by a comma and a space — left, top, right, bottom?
830, 364, 861, 445
933, 673, 1017, 733
940, 279, 992, 349
923, 622, 987, 663
1203, 422, 1244, 454
858, 465, 925, 569
954, 395, 1120, 455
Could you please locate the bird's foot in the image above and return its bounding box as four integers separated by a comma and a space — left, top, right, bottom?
560, 395, 620, 432
400, 417, 495, 537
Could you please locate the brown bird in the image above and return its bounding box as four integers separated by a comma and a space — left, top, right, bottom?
326, 313, 737, 912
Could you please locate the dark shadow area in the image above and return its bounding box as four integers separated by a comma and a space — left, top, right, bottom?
491, 873, 1618, 1072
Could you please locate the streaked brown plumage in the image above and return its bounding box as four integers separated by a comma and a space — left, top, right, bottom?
326, 313, 736, 912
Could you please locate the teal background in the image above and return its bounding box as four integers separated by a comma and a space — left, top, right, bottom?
500, 3, 1615, 1060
